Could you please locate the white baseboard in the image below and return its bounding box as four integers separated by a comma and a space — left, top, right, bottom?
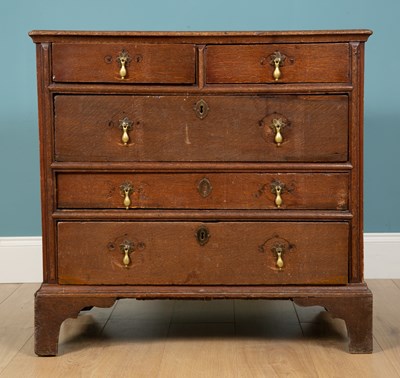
0, 237, 43, 283
0, 234, 399, 283
363, 233, 400, 279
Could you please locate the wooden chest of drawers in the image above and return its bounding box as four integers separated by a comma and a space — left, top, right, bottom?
29, 30, 372, 355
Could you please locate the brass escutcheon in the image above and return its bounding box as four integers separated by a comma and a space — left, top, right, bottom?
197, 177, 213, 198
194, 99, 209, 119
196, 226, 210, 246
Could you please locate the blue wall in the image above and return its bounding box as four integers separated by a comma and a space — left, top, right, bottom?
0, 0, 398, 235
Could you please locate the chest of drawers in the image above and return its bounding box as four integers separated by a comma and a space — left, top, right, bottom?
30, 30, 372, 355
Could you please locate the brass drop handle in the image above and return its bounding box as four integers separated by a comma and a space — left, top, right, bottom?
268, 51, 286, 82
120, 182, 134, 210
123, 188, 131, 209
273, 246, 284, 270
119, 240, 134, 268
117, 50, 131, 80
122, 123, 129, 145
119, 117, 133, 146
271, 181, 285, 208
271, 118, 284, 146
273, 57, 281, 81
274, 186, 283, 208
276, 252, 284, 269
120, 58, 127, 79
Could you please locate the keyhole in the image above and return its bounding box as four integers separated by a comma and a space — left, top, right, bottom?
196, 226, 209, 246
194, 99, 209, 120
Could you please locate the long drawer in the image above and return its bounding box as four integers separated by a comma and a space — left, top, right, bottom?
56, 172, 349, 210
57, 221, 349, 285
54, 94, 348, 162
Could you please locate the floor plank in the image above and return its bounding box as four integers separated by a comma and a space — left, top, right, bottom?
367, 279, 400, 376
0, 284, 20, 305
231, 337, 319, 378
233, 300, 317, 378
1, 282, 400, 377
0, 283, 39, 373
0, 304, 115, 377
89, 299, 171, 378
158, 322, 238, 377
300, 311, 398, 377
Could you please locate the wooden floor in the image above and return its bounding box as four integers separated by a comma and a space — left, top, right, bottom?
0, 280, 399, 377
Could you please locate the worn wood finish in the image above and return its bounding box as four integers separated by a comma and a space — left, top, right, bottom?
30, 30, 372, 355
54, 95, 349, 162
56, 172, 349, 210
294, 292, 373, 353
206, 43, 350, 84
52, 209, 353, 221
52, 43, 196, 83
34, 291, 116, 356
57, 221, 349, 285
29, 29, 373, 43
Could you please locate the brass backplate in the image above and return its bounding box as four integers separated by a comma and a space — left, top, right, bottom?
196, 226, 210, 246
194, 99, 209, 120
198, 177, 213, 198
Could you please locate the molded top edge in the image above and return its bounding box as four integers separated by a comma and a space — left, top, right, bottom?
29, 29, 373, 42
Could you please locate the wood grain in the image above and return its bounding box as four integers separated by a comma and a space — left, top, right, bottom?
56, 172, 349, 210
29, 29, 373, 44
57, 221, 349, 285
206, 43, 350, 83
52, 43, 196, 84
54, 94, 349, 162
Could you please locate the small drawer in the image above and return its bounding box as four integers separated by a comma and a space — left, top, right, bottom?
56, 172, 349, 211
54, 94, 348, 162
52, 43, 196, 84
206, 43, 350, 84
57, 221, 349, 285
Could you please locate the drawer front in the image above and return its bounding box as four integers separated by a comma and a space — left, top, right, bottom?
52, 43, 196, 83
58, 222, 349, 285
206, 43, 350, 83
57, 172, 349, 210
54, 95, 348, 162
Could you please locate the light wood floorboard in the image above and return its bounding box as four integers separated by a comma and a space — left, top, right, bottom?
0, 284, 40, 372
0, 280, 399, 377
367, 279, 400, 376
0, 284, 20, 305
